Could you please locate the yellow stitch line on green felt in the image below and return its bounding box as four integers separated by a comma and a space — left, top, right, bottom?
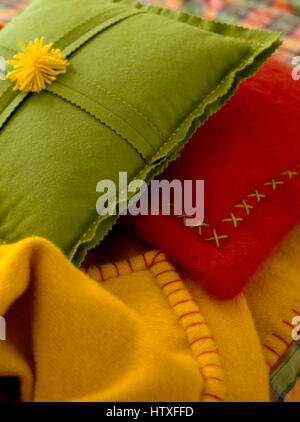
69, 68, 164, 140
231, 36, 264, 48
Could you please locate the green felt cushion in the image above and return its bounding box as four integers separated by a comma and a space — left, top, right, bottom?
0, 0, 280, 265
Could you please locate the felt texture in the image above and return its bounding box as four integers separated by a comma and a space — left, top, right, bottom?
0, 236, 269, 402
0, 0, 281, 265
123, 58, 300, 299
1, 223, 300, 402
83, 224, 300, 401
245, 223, 300, 374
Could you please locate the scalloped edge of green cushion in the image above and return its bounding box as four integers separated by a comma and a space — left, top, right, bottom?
69, 2, 281, 266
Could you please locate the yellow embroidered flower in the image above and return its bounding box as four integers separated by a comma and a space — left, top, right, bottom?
6, 37, 69, 93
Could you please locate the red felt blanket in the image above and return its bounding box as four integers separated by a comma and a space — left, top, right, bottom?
123, 59, 300, 299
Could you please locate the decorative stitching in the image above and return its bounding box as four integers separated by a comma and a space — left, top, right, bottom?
263, 344, 281, 358
149, 251, 163, 268
85, 250, 226, 402
272, 333, 290, 347
234, 200, 253, 215
202, 363, 223, 369
0, 12, 160, 159
172, 299, 194, 308
282, 320, 294, 329
150, 259, 170, 268
262, 308, 300, 373
142, 252, 148, 269
233, 36, 264, 48
280, 170, 298, 179
196, 350, 219, 358
46, 84, 147, 162
113, 262, 120, 277
186, 321, 207, 330
154, 269, 174, 278
175, 163, 300, 249
265, 339, 295, 373
161, 279, 182, 289
190, 336, 214, 346
247, 189, 266, 203
151, 253, 226, 402
178, 310, 202, 321
68, 69, 163, 142
264, 179, 284, 191
204, 229, 229, 248
166, 287, 187, 298
0, 10, 150, 146
222, 213, 243, 228
126, 259, 134, 273
98, 265, 104, 282
192, 222, 210, 236
202, 393, 224, 402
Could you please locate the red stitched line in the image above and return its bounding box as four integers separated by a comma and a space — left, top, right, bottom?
172, 299, 194, 308
155, 269, 174, 278
272, 333, 289, 347
113, 263, 120, 277
161, 279, 182, 289
292, 309, 300, 316
150, 259, 169, 268
189, 336, 214, 346
149, 251, 163, 268
196, 350, 219, 358
269, 340, 295, 372
156, 267, 224, 403
126, 259, 134, 273
98, 266, 104, 282
263, 344, 281, 358
186, 321, 207, 329
142, 253, 148, 269
178, 311, 201, 321
166, 287, 186, 298
203, 393, 224, 402
202, 363, 222, 369
204, 377, 224, 382
282, 320, 294, 329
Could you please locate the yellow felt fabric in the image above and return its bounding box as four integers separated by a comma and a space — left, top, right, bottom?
0, 238, 205, 402
245, 223, 300, 372
0, 235, 268, 402
182, 274, 269, 402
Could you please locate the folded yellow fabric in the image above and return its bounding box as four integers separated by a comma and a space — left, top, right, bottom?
0, 236, 269, 402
